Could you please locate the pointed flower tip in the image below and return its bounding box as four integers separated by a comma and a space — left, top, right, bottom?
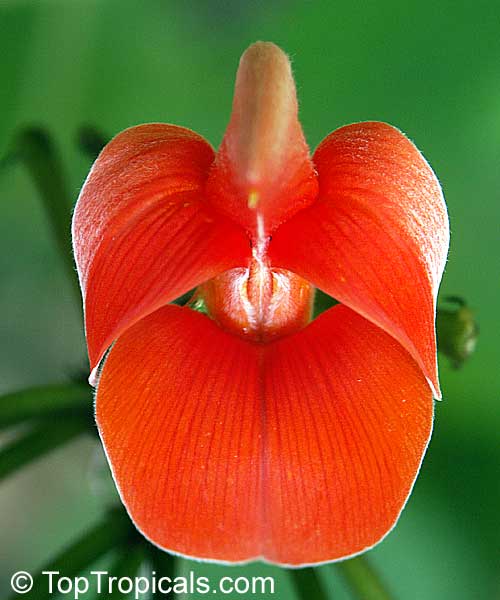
428, 375, 442, 401
89, 365, 99, 387
232, 41, 298, 185
207, 41, 318, 233
237, 41, 294, 100
239, 40, 290, 69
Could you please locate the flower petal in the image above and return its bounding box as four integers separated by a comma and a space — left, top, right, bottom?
269, 122, 449, 397
72, 124, 250, 378
96, 305, 264, 562
96, 304, 432, 565
262, 304, 432, 565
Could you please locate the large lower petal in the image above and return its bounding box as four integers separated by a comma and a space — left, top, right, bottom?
96, 304, 432, 565
97, 305, 264, 562
72, 124, 250, 376
269, 122, 449, 397
262, 304, 432, 565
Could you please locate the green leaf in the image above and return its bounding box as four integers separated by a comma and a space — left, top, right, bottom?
7, 127, 81, 308
0, 383, 91, 430
7, 508, 135, 600
0, 419, 89, 482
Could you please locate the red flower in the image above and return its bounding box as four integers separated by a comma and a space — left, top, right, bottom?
72, 42, 449, 566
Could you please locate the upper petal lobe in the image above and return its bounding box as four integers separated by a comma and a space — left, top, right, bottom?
270, 121, 449, 397
72, 124, 250, 377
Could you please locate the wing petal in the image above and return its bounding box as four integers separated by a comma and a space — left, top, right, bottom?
270, 122, 449, 397
72, 124, 249, 376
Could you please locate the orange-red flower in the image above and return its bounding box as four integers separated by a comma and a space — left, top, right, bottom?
72, 42, 449, 566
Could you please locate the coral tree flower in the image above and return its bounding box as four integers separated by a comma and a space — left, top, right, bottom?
72, 42, 449, 566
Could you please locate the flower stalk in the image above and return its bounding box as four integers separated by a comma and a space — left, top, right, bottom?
334, 556, 395, 600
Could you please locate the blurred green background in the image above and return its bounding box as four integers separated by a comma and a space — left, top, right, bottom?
0, 0, 498, 598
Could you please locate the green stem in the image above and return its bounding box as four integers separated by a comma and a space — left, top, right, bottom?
290, 568, 328, 600
148, 547, 178, 599
0, 419, 89, 482
0, 383, 91, 430
105, 543, 146, 599
12, 127, 81, 308
7, 508, 134, 600
77, 125, 108, 161
334, 556, 395, 600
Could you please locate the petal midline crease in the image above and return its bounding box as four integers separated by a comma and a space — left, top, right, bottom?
96, 303, 433, 565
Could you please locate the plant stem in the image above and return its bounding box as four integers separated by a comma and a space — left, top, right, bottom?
290, 568, 329, 600
334, 556, 395, 600
148, 547, 178, 598
13, 127, 81, 309
0, 419, 89, 482
0, 383, 91, 430
105, 543, 146, 599
77, 125, 108, 161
